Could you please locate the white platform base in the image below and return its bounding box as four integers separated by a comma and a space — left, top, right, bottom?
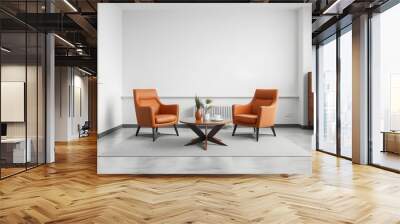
97, 127, 313, 175
98, 156, 312, 175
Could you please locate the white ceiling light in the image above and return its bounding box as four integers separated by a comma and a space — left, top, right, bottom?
1, 47, 11, 53
323, 0, 355, 14
78, 67, 93, 76
63, 0, 78, 12
54, 34, 75, 48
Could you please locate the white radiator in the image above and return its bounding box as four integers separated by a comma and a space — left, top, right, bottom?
193, 105, 232, 120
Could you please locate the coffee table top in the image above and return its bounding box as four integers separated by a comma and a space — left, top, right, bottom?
180, 117, 231, 125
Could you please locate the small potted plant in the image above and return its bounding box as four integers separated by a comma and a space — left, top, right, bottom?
203, 98, 213, 121
194, 95, 204, 121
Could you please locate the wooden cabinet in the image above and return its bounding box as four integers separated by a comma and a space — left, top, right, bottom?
382, 132, 400, 154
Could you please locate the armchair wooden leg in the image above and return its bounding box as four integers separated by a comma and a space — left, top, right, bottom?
256, 128, 259, 142
152, 128, 156, 142
135, 126, 141, 136
232, 124, 237, 136
173, 124, 179, 136
271, 127, 276, 137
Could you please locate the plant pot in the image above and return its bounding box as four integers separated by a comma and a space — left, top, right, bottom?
195, 109, 202, 121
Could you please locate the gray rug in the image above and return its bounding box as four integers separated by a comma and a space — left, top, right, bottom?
98, 127, 312, 157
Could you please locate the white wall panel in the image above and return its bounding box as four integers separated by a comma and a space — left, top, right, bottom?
122, 4, 301, 97
98, 3, 312, 130
98, 4, 123, 133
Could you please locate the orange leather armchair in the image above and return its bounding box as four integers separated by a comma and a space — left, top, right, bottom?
133, 89, 179, 141
232, 89, 278, 141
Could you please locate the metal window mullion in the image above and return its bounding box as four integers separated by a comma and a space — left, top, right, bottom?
24, 0, 28, 171
336, 29, 341, 157
316, 44, 320, 150
367, 11, 373, 165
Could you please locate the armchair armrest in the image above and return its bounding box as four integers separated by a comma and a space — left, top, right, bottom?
257, 103, 277, 127
232, 104, 252, 115
136, 106, 155, 127
160, 104, 179, 116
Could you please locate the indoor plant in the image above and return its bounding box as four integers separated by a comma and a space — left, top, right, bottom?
203, 98, 213, 120
194, 95, 204, 121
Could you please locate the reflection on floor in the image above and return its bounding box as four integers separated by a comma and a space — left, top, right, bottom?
0, 162, 43, 179
0, 167, 25, 178
373, 150, 400, 171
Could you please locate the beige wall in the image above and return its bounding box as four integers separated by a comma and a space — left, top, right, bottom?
1, 63, 46, 164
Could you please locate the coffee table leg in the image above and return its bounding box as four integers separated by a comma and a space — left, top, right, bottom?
208, 124, 224, 138
207, 124, 227, 146
204, 125, 208, 150
208, 137, 227, 146
184, 123, 227, 149
185, 124, 206, 148
186, 123, 205, 138
185, 137, 204, 146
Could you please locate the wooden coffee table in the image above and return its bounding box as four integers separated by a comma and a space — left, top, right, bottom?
180, 118, 230, 150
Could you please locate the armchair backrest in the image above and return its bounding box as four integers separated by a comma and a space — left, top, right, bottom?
133, 89, 161, 115
251, 89, 278, 114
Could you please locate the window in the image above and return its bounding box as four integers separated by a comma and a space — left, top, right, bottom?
340, 29, 352, 158
370, 3, 400, 171
317, 26, 353, 159
390, 74, 400, 130
318, 37, 337, 154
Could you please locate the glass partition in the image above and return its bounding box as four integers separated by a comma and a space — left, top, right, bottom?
318, 36, 337, 154
370, 3, 400, 171
1, 31, 28, 177
0, 2, 46, 179
340, 29, 352, 158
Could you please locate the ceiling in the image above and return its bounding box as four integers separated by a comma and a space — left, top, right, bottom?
0, 0, 393, 74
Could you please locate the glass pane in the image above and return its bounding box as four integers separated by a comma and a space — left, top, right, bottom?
27, 31, 38, 169
371, 3, 400, 171
1, 32, 27, 178
340, 30, 352, 158
318, 37, 337, 154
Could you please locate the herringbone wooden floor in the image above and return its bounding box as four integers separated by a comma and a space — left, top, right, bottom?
1, 135, 400, 224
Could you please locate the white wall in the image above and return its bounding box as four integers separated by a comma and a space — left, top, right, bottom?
98, 4, 123, 134
54, 67, 89, 141
55, 67, 69, 141
72, 73, 89, 138
98, 3, 312, 131
122, 4, 302, 97
297, 6, 313, 125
